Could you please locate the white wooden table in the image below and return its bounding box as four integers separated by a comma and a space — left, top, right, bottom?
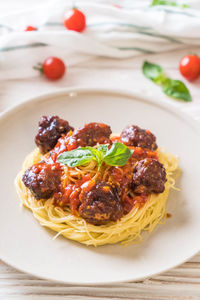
1, 254, 200, 299
1, 1, 200, 299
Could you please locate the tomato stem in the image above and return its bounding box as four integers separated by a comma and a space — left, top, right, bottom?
33, 63, 43, 73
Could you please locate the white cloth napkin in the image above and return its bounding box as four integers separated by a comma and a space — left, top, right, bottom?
1, 0, 200, 80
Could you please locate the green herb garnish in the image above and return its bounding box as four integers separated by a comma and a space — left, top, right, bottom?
142, 61, 192, 102
103, 143, 133, 166
57, 142, 133, 170
57, 148, 94, 168
142, 61, 164, 84
151, 0, 188, 8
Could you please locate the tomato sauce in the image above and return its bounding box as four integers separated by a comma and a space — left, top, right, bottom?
48, 134, 157, 217
54, 174, 92, 214
122, 193, 148, 215
45, 134, 74, 164
109, 160, 148, 215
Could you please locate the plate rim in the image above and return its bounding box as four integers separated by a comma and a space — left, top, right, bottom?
1, 86, 200, 285
0, 86, 199, 133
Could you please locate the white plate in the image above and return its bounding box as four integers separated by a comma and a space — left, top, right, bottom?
0, 88, 200, 285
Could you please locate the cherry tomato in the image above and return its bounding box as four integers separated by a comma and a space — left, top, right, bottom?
24, 25, 37, 31
42, 57, 66, 80
179, 54, 200, 81
64, 8, 86, 32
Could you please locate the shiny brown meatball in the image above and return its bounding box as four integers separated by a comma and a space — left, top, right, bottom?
120, 125, 157, 150
22, 163, 61, 199
79, 182, 123, 225
35, 115, 74, 154
68, 122, 112, 149
132, 158, 166, 194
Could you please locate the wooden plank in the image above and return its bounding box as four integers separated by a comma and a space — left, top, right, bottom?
1, 251, 200, 299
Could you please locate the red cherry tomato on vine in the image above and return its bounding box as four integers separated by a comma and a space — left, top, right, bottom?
64, 8, 86, 32
42, 57, 66, 80
179, 54, 200, 81
24, 25, 37, 31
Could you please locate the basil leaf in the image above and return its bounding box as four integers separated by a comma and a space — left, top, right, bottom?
162, 79, 192, 102
142, 61, 192, 102
151, 0, 188, 7
84, 146, 104, 170
57, 148, 94, 167
97, 144, 109, 156
142, 61, 163, 83
104, 142, 132, 166
57, 143, 133, 169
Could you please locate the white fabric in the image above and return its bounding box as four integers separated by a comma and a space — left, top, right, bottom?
1, 0, 200, 80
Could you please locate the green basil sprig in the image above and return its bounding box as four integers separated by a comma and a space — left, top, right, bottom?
142, 61, 192, 102
57, 148, 94, 168
103, 143, 133, 166
57, 142, 133, 170
151, 0, 188, 8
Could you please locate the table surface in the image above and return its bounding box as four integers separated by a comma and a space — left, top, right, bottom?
1, 1, 200, 299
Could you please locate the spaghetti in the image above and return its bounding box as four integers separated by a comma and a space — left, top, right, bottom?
15, 145, 178, 247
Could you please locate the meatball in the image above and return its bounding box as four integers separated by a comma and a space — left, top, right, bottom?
22, 162, 61, 199
120, 125, 157, 150
132, 158, 167, 194
68, 122, 112, 149
35, 115, 74, 154
79, 182, 123, 225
